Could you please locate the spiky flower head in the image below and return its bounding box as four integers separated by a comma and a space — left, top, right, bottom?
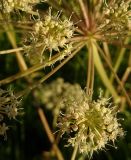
25, 8, 74, 64
57, 86, 124, 158
0, 89, 22, 139
0, 0, 41, 13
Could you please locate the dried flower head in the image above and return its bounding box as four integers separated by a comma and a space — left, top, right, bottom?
0, 89, 22, 139
57, 86, 124, 158
25, 8, 74, 64
0, 0, 41, 13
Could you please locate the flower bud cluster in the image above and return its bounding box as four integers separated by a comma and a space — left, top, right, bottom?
25, 10, 74, 64
0, 89, 22, 140
98, 0, 131, 39
0, 0, 40, 13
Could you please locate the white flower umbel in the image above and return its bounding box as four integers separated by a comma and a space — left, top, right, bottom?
25, 8, 74, 64
35, 78, 124, 157
57, 87, 124, 158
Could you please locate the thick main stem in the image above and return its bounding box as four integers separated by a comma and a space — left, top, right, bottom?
86, 43, 94, 98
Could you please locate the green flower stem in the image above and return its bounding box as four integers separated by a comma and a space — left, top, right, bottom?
105, 37, 130, 97
91, 39, 120, 102
0, 42, 84, 85
71, 144, 78, 160
96, 43, 131, 107
86, 42, 94, 97
103, 42, 111, 63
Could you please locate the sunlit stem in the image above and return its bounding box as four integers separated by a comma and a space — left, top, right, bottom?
86, 42, 94, 99
91, 39, 120, 103
3, 19, 27, 71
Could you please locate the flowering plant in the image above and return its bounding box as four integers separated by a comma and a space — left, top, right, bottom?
0, 0, 130, 159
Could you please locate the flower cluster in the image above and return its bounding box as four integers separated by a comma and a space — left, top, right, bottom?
56, 85, 124, 157
35, 78, 124, 157
25, 9, 74, 64
0, 0, 41, 13
98, 0, 131, 40
0, 89, 22, 140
